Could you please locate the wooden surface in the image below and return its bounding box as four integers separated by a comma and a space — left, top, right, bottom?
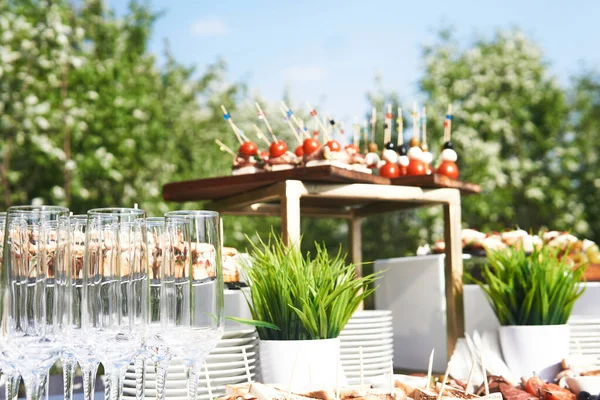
162, 165, 390, 202
391, 173, 481, 194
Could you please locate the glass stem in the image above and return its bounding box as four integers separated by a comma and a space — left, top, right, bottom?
6, 373, 22, 400
24, 373, 46, 400
104, 370, 111, 400
82, 362, 99, 400
134, 355, 146, 399
155, 355, 172, 400
185, 363, 200, 400
109, 366, 126, 400
62, 355, 76, 400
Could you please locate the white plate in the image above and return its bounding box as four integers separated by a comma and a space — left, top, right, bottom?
341, 349, 393, 360
342, 361, 392, 371
206, 351, 257, 361
124, 374, 254, 397
340, 343, 394, 354
209, 343, 258, 354
340, 338, 394, 348
223, 329, 256, 338
340, 326, 393, 336
351, 311, 392, 318
341, 354, 393, 366
128, 357, 259, 373
125, 365, 257, 384
339, 332, 393, 341
216, 336, 258, 347
346, 317, 393, 324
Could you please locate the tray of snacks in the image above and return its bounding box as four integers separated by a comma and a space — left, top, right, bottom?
163, 103, 481, 202
425, 228, 600, 281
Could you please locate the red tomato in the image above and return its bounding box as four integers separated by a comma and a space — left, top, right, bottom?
407, 159, 426, 176
303, 138, 321, 155
525, 377, 545, 397
259, 151, 269, 162
399, 165, 408, 176
379, 161, 400, 178
269, 140, 288, 158
326, 140, 342, 152
294, 145, 304, 157
345, 144, 360, 153
239, 141, 258, 156
437, 160, 459, 180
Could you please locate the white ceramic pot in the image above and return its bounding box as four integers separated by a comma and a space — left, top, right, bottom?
259, 338, 347, 390
499, 324, 569, 380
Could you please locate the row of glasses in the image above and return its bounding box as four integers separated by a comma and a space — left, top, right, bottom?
1, 207, 224, 400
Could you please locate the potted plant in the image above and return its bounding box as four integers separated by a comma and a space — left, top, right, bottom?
473, 241, 587, 380
231, 233, 381, 389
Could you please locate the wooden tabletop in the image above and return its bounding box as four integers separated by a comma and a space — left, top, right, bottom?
391, 173, 481, 194
162, 165, 480, 202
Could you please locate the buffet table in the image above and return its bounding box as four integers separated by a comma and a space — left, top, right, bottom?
163, 166, 478, 358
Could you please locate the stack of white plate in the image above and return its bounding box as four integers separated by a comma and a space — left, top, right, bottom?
123, 328, 259, 399
569, 317, 600, 366
339, 310, 394, 386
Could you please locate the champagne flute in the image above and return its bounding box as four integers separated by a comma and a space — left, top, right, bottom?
163, 211, 224, 400
66, 215, 101, 400
0, 205, 69, 400
86, 208, 148, 400
0, 211, 22, 400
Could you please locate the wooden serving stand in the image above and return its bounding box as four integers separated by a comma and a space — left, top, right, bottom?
163, 165, 481, 358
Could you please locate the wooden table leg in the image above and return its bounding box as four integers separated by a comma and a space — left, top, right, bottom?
349, 216, 364, 310
443, 190, 465, 360
280, 181, 302, 247
349, 216, 363, 276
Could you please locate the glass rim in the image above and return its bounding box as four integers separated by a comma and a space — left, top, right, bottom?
88, 207, 145, 216
7, 205, 70, 214
165, 210, 219, 218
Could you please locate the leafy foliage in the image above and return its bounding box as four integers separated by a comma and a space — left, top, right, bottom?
238, 233, 381, 340
472, 243, 586, 325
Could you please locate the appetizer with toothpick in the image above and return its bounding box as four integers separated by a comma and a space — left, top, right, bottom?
220, 106, 265, 175
437, 105, 459, 180
256, 102, 300, 171
396, 107, 409, 176
406, 103, 427, 176
379, 104, 401, 178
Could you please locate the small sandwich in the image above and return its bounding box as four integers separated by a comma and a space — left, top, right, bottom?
223, 247, 241, 283
461, 229, 487, 250
345, 144, 372, 174
500, 229, 528, 247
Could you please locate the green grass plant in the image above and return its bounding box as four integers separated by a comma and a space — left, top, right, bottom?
473, 242, 587, 325
229, 233, 382, 340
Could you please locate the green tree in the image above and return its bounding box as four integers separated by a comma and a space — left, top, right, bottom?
568, 71, 600, 239
419, 29, 582, 234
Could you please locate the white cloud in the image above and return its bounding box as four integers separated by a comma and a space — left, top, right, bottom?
190, 17, 227, 36
282, 66, 326, 83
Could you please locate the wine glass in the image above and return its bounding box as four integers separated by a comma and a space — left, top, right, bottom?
146, 217, 170, 400
163, 210, 224, 400
0, 205, 70, 400
65, 215, 101, 400
86, 208, 148, 400
0, 211, 22, 400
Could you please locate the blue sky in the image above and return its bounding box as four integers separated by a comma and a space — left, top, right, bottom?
110, 0, 600, 121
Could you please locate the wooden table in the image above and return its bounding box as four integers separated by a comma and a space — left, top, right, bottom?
163, 166, 471, 358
